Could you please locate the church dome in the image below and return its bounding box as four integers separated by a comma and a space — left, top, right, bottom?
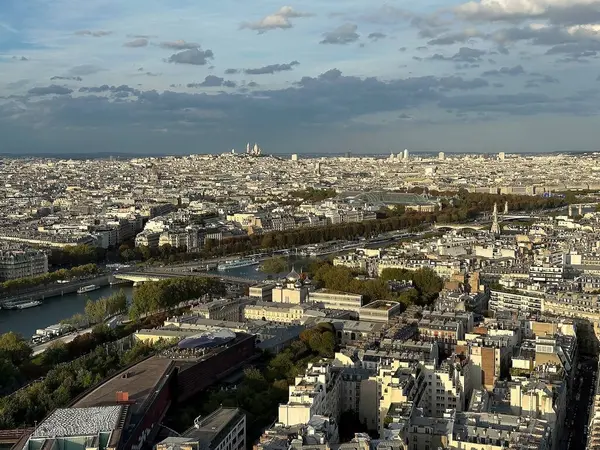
286, 267, 300, 282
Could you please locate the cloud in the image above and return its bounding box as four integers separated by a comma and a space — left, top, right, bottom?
124, 38, 148, 48
454, 0, 600, 25
167, 48, 214, 65
244, 61, 299, 75
68, 65, 106, 76
11, 56, 28, 61
368, 32, 387, 41
159, 40, 201, 50
225, 68, 240, 74
9, 69, 491, 134
320, 24, 360, 45
28, 85, 73, 96
427, 28, 483, 45
428, 47, 486, 63
482, 65, 526, 76
74, 30, 112, 37
187, 75, 236, 88
530, 72, 560, 83
6, 79, 30, 90
240, 6, 313, 33
50, 76, 83, 81
4, 67, 598, 154
78, 85, 141, 95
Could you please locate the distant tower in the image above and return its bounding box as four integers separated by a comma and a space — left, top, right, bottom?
315, 162, 321, 175
397, 152, 403, 160
498, 152, 506, 161
490, 203, 500, 235
291, 154, 298, 161
504, 201, 508, 215
246, 142, 251, 154
403, 149, 409, 160
438, 151, 445, 161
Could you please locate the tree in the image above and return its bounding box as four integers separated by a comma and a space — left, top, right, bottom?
0, 332, 33, 366
42, 341, 69, 366
260, 257, 288, 274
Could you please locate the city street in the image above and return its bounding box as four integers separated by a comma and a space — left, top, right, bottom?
564, 356, 598, 450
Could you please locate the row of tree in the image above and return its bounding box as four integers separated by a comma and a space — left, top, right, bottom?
1, 263, 100, 294
0, 336, 172, 428
60, 290, 128, 329
48, 245, 106, 267
129, 276, 226, 319
0, 310, 170, 398
101, 191, 566, 267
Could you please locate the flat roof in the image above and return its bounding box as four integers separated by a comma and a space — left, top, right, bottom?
362, 300, 400, 311
183, 407, 244, 450
73, 357, 174, 416
32, 406, 123, 438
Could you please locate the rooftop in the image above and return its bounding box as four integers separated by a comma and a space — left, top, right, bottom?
182, 407, 244, 450
73, 357, 174, 417
31, 406, 123, 438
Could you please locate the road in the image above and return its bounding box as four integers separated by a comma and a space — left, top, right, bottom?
563, 356, 598, 450
32, 327, 94, 355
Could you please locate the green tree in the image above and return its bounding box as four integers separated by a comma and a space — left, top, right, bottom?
0, 332, 32, 366
260, 257, 288, 274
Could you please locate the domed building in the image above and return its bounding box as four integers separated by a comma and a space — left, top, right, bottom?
272, 266, 309, 304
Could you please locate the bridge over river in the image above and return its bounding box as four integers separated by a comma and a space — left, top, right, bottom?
113, 270, 258, 285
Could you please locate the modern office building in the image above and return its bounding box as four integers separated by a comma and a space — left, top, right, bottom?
310, 289, 364, 312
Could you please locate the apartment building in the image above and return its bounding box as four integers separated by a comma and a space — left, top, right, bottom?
192, 298, 245, 322
489, 289, 543, 315
508, 377, 566, 450
447, 411, 551, 450
375, 359, 425, 436
278, 362, 342, 427
0, 248, 48, 281
420, 356, 473, 419
244, 302, 309, 324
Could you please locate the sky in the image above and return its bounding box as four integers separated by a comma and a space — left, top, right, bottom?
1, 0, 600, 155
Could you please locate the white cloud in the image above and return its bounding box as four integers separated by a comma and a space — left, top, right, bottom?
455, 0, 599, 21
240, 6, 313, 33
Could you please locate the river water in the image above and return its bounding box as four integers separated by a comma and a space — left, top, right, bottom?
0, 260, 291, 338
0, 284, 136, 338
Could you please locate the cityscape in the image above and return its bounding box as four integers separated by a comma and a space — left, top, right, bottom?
5, 0, 600, 450
0, 150, 599, 450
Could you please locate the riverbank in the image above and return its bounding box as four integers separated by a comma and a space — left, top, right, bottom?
0, 284, 135, 338
0, 275, 111, 307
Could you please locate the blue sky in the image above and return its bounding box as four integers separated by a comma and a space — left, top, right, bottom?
1, 0, 600, 154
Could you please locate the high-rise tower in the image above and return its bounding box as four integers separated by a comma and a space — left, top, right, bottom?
490, 203, 500, 235
504, 201, 508, 215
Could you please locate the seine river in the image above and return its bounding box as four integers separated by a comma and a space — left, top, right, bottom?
0, 262, 282, 338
